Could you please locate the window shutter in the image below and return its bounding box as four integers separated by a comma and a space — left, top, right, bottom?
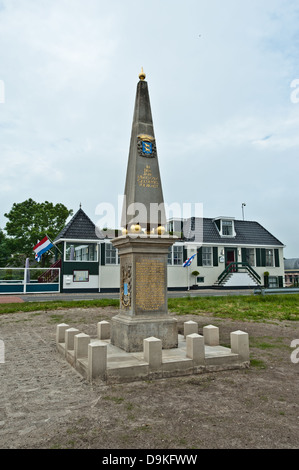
261, 249, 266, 267
183, 247, 188, 263
274, 249, 280, 267
100, 243, 106, 266
241, 248, 247, 264
256, 248, 261, 267
213, 247, 218, 267
278, 276, 283, 288
197, 247, 203, 267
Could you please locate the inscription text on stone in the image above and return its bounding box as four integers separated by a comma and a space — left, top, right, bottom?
135, 259, 165, 311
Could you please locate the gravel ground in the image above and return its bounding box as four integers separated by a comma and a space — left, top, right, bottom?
0, 306, 298, 450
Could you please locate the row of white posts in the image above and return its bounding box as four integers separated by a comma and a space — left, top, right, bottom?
56, 321, 250, 383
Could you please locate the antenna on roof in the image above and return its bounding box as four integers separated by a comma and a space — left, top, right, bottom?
242, 203, 246, 221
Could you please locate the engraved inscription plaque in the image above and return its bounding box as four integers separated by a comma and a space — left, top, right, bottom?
137, 165, 159, 189
135, 258, 165, 311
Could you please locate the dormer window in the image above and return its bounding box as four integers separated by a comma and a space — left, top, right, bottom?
213, 217, 236, 238
222, 220, 233, 236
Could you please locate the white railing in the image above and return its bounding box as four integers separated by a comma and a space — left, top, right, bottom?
0, 267, 61, 294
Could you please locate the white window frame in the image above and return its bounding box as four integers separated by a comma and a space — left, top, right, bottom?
105, 243, 120, 265
202, 247, 212, 267
65, 242, 98, 262
222, 220, 233, 236
265, 249, 274, 267
245, 248, 255, 267
214, 218, 236, 238
168, 245, 183, 266
268, 276, 278, 288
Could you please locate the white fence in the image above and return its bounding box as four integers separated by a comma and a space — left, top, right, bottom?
0, 267, 61, 294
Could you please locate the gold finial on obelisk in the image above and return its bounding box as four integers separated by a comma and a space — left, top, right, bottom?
139, 67, 146, 81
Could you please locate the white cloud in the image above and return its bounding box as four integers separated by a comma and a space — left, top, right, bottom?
0, 0, 299, 257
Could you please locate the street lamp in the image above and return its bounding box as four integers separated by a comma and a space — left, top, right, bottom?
242, 203, 246, 221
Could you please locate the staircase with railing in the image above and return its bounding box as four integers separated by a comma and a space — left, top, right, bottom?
38, 259, 61, 283
215, 262, 261, 287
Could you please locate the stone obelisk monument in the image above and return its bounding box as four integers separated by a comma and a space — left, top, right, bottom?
111, 69, 178, 352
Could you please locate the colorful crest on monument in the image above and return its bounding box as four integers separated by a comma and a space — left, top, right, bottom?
137, 134, 156, 158
121, 265, 132, 308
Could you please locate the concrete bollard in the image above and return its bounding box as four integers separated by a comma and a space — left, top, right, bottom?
88, 341, 107, 381
56, 323, 69, 345
97, 321, 110, 340
143, 337, 162, 370
184, 321, 198, 338
74, 333, 90, 360
230, 330, 250, 362
186, 333, 205, 364
65, 328, 80, 352
203, 325, 219, 346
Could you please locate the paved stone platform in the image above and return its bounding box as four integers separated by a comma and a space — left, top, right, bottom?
56, 322, 250, 384
0, 296, 24, 304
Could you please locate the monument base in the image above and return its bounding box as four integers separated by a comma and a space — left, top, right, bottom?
110, 235, 178, 353
111, 314, 178, 353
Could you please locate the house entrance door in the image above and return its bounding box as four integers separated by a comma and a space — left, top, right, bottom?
225, 248, 237, 272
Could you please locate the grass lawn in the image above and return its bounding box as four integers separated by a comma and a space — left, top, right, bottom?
0, 298, 119, 315
0, 293, 299, 322
168, 294, 299, 321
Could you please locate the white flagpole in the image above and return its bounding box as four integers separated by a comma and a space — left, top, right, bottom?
188, 253, 197, 291
183, 253, 197, 292
46, 233, 63, 254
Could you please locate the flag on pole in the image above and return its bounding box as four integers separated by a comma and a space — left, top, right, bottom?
33, 236, 53, 259
34, 240, 41, 262
182, 253, 196, 267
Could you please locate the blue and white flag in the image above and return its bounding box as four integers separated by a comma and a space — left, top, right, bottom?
182, 254, 196, 267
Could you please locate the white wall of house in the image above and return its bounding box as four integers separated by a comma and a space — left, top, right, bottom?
180, 244, 285, 288
61, 242, 285, 291
63, 275, 99, 290
99, 265, 120, 290
168, 266, 189, 288
96, 244, 285, 290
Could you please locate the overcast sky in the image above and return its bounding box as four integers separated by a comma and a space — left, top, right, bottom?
0, 0, 299, 257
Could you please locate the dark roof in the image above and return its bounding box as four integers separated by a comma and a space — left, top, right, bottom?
183, 218, 284, 246
284, 258, 299, 270
54, 208, 97, 242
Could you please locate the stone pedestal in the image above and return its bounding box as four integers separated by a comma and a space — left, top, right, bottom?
111, 235, 178, 352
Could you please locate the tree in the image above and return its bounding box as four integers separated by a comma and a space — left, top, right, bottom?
4, 199, 73, 266
0, 229, 11, 267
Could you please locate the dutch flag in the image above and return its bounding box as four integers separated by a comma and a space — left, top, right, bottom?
33, 236, 53, 260
182, 253, 196, 267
